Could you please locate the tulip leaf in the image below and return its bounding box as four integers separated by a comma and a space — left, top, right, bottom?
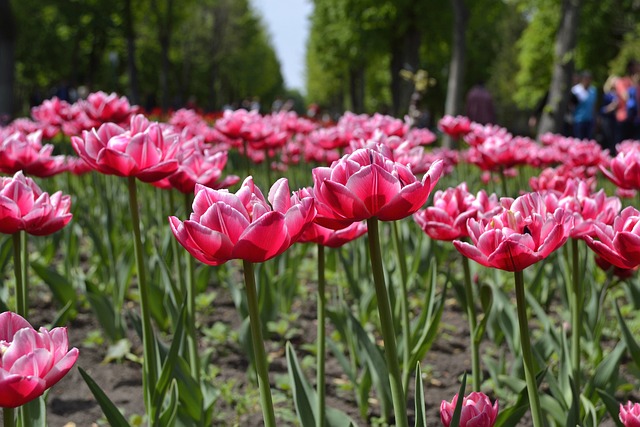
587, 341, 625, 396
158, 379, 179, 427
493, 383, 530, 427
596, 389, 625, 427
409, 265, 447, 368
449, 372, 467, 427
615, 302, 640, 371
79, 367, 131, 427
286, 341, 317, 427
85, 279, 124, 342
31, 261, 77, 314
414, 363, 427, 427
286, 341, 358, 427
153, 302, 187, 424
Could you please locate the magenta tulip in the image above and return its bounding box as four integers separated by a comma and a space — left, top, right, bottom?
170, 177, 315, 265
584, 206, 640, 269
453, 192, 573, 272
414, 183, 500, 241
542, 179, 621, 238
312, 145, 443, 229
0, 130, 67, 177
0, 171, 72, 236
440, 392, 499, 427
71, 114, 179, 182
0, 312, 79, 408
601, 144, 640, 190
620, 402, 640, 427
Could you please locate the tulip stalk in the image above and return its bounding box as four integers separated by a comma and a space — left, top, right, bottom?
367, 218, 408, 427
13, 233, 26, 317
391, 221, 412, 393
514, 269, 544, 427
570, 238, 582, 423
316, 244, 326, 427
242, 260, 276, 427
184, 192, 200, 382
3, 408, 14, 427
127, 176, 158, 418
462, 255, 481, 390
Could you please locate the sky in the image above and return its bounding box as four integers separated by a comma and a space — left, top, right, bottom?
251, 0, 313, 94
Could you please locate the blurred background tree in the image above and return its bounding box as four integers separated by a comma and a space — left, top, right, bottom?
3, 0, 640, 132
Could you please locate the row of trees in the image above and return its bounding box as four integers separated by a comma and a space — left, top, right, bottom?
2, 0, 640, 133
306, 0, 640, 134
1, 0, 286, 117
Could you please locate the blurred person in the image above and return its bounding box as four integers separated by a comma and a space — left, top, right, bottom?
614, 59, 638, 143
571, 71, 597, 139
465, 81, 496, 125
598, 75, 618, 153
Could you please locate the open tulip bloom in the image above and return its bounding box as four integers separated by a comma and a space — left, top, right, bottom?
170, 176, 315, 265
71, 114, 178, 182
311, 144, 444, 229
453, 192, 573, 272
0, 312, 78, 409
0, 171, 72, 236
584, 206, 640, 269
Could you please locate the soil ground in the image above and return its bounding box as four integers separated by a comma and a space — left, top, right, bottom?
29, 284, 470, 427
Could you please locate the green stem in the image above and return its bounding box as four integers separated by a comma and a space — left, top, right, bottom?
392, 222, 411, 393
316, 244, 326, 427
499, 167, 509, 197
462, 256, 481, 390
3, 408, 14, 427
514, 270, 544, 427
570, 238, 582, 424
242, 260, 276, 427
184, 192, 200, 382
127, 176, 158, 419
367, 218, 408, 427
13, 233, 25, 317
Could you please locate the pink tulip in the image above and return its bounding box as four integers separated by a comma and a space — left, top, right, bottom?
0, 171, 72, 235
542, 179, 621, 238
0, 312, 79, 408
584, 206, 640, 269
160, 136, 239, 193
453, 192, 573, 272
601, 144, 640, 190
620, 402, 640, 427
439, 115, 472, 139
0, 130, 67, 177
440, 392, 499, 427
71, 114, 179, 182
414, 183, 500, 241
169, 177, 315, 265
312, 144, 443, 229
80, 91, 137, 127
294, 187, 367, 247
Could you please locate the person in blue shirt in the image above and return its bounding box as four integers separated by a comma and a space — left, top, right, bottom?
572, 71, 597, 140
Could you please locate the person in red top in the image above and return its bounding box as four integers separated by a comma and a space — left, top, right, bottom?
614, 59, 638, 144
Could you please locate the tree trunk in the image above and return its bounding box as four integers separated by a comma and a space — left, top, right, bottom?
443, 0, 468, 148
537, 0, 581, 136
124, 0, 139, 105
349, 66, 365, 114
0, 0, 16, 122
152, 0, 174, 111
389, 8, 421, 117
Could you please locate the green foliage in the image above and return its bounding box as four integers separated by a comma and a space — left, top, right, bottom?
12, 0, 284, 112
